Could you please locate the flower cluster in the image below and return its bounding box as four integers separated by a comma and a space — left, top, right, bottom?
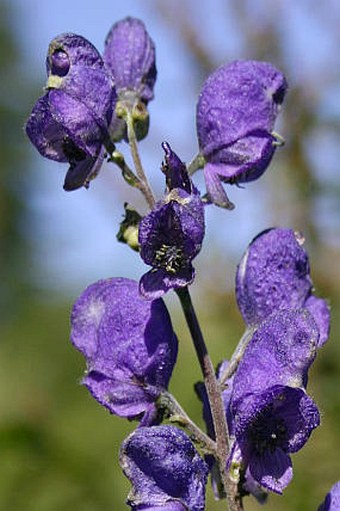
26, 14, 335, 511
199, 228, 330, 498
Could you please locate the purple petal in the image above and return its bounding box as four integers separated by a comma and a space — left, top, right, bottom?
233, 385, 319, 494
162, 142, 192, 193
47, 33, 105, 74
63, 145, 105, 191
207, 133, 275, 183
236, 228, 313, 326
47, 33, 115, 129
83, 370, 158, 422
48, 89, 103, 157
26, 95, 69, 162
232, 309, 318, 401
120, 426, 208, 511
196, 60, 287, 204
104, 17, 156, 102
318, 481, 340, 511
243, 468, 268, 503
139, 266, 195, 300
139, 194, 205, 268
136, 504, 186, 511
282, 389, 320, 452
70, 278, 178, 420
197, 60, 287, 157
249, 447, 292, 494
304, 295, 331, 347
203, 162, 235, 209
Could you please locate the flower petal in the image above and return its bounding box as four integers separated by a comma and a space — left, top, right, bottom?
70, 278, 178, 420
120, 426, 208, 511
318, 481, 340, 511
139, 267, 195, 300
25, 95, 69, 162
104, 17, 156, 102
236, 228, 313, 326
249, 447, 292, 494
304, 295, 331, 347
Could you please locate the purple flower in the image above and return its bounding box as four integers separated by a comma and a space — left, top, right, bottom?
104, 17, 156, 141
196, 60, 287, 208
70, 278, 178, 425
230, 309, 320, 493
120, 425, 208, 511
233, 385, 319, 494
139, 143, 205, 299
236, 228, 330, 346
26, 33, 115, 191
318, 482, 340, 511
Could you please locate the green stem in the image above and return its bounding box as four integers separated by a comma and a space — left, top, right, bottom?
126, 112, 156, 209
187, 152, 206, 175
219, 328, 255, 387
176, 287, 243, 511
109, 150, 140, 188
158, 391, 216, 454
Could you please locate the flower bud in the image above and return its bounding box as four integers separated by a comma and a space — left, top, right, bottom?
104, 17, 156, 141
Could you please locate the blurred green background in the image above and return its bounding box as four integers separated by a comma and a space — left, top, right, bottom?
1, 1, 340, 510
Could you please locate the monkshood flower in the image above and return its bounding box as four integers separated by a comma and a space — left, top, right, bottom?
236, 228, 330, 346
196, 60, 287, 208
26, 33, 115, 191
104, 17, 156, 141
139, 143, 205, 299
120, 425, 209, 511
70, 278, 178, 425
318, 482, 340, 511
230, 309, 320, 493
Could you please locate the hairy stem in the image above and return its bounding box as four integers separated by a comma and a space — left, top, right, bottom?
219, 328, 255, 386
187, 152, 206, 175
158, 391, 216, 454
176, 287, 243, 511
126, 112, 156, 209
109, 149, 141, 188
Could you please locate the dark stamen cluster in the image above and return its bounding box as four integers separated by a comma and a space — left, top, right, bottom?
154, 244, 184, 274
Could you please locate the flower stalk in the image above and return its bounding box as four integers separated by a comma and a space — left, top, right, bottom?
176, 286, 243, 511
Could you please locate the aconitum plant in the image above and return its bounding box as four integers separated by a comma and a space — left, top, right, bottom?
26, 16, 337, 511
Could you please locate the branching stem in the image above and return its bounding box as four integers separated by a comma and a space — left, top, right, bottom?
158, 390, 216, 454
176, 287, 243, 511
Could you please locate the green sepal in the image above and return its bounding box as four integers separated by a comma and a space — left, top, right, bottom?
116, 203, 142, 251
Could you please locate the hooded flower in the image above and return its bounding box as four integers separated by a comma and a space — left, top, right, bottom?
230, 309, 320, 494
139, 143, 205, 299
196, 60, 287, 208
70, 278, 178, 425
318, 482, 340, 511
104, 17, 157, 141
120, 425, 209, 511
26, 33, 116, 190
235, 228, 330, 346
